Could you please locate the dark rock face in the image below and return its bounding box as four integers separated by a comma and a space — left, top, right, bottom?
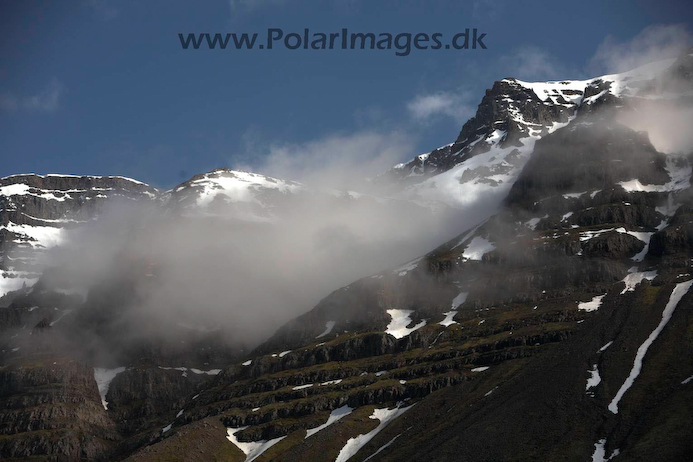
649, 205, 693, 257
106, 367, 208, 436
582, 232, 645, 259
0, 358, 120, 461
504, 121, 669, 210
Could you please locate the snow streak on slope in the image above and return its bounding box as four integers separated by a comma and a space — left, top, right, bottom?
363, 434, 402, 461
305, 405, 353, 438
609, 280, 693, 413
335, 404, 413, 462
316, 321, 336, 338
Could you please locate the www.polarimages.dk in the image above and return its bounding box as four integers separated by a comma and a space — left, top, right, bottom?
178, 28, 487, 56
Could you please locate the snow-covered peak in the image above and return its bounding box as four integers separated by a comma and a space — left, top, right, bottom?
165, 169, 307, 221
171, 169, 304, 207
509, 57, 678, 105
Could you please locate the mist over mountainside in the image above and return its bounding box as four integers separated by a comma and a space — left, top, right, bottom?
2, 48, 693, 461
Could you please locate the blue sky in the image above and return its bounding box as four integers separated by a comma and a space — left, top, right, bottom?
1, 0, 691, 188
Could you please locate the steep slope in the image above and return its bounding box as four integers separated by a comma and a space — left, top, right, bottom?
1, 50, 692, 461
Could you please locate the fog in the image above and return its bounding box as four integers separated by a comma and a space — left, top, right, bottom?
45, 173, 470, 351
618, 102, 693, 155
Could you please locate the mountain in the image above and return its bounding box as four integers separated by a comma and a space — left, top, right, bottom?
1, 49, 692, 461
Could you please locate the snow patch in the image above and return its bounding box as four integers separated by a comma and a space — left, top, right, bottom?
586, 364, 601, 392
385, 309, 426, 339
316, 321, 336, 338
591, 439, 620, 462
94, 367, 126, 410
620, 267, 658, 294
439, 311, 458, 327
578, 294, 606, 312
525, 214, 548, 230
462, 236, 495, 261
292, 384, 313, 391
321, 379, 342, 386
451, 291, 468, 308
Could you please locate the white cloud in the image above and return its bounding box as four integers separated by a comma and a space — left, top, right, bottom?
234, 129, 415, 190
406, 91, 473, 124
590, 24, 692, 74
1, 79, 64, 114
